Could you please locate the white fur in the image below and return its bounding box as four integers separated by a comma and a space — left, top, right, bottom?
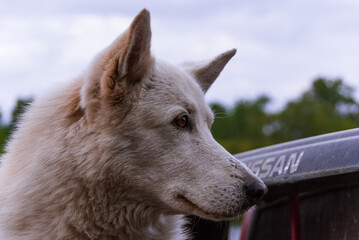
0, 9, 264, 239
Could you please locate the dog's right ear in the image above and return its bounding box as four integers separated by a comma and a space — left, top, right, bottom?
81, 9, 152, 117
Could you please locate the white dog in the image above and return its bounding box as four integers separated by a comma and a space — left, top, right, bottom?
0, 9, 266, 240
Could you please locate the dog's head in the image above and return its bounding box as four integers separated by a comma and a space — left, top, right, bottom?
80, 9, 267, 221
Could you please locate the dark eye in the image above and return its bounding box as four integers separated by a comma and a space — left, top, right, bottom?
174, 115, 189, 129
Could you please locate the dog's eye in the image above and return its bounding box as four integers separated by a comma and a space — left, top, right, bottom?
174, 115, 188, 129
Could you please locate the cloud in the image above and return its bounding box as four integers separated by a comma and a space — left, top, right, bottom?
0, 0, 359, 123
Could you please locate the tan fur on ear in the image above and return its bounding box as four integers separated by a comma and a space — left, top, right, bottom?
120, 9, 152, 82
184, 49, 236, 93
101, 9, 152, 103
80, 9, 153, 122
81, 9, 152, 109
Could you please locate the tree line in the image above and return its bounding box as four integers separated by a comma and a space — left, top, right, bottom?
211, 78, 359, 153
0, 78, 358, 155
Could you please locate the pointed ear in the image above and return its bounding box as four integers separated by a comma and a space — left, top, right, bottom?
100, 9, 152, 103
119, 9, 152, 82
184, 49, 236, 93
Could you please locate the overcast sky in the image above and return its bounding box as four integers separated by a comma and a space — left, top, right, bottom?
1, 0, 359, 123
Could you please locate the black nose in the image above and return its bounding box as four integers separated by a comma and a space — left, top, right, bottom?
244, 180, 268, 201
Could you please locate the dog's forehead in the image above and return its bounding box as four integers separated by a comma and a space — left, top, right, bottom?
142, 60, 213, 119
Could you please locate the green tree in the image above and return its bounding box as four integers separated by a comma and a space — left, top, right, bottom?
211, 78, 359, 154
211, 95, 273, 153
0, 98, 33, 154
0, 112, 10, 154
269, 78, 359, 141
9, 98, 33, 133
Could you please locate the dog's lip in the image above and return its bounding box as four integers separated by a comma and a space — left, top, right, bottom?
174, 194, 238, 220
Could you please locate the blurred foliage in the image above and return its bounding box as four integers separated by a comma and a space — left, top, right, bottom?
0, 98, 32, 154
0, 123, 10, 155
0, 78, 358, 156
9, 98, 33, 133
211, 78, 359, 154
211, 95, 274, 153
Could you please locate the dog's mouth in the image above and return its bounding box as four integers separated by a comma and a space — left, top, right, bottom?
175, 194, 242, 220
